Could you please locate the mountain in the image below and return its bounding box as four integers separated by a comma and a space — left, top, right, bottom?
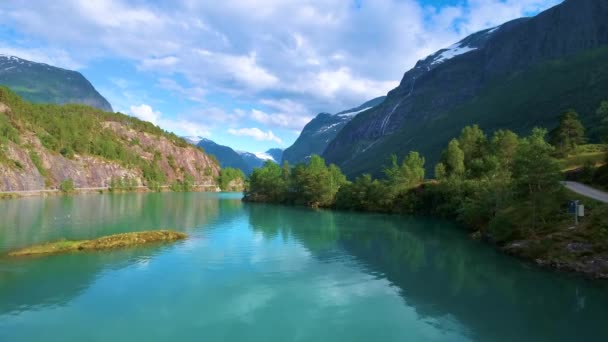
183, 136, 205, 145
0, 55, 113, 112
266, 148, 283, 163
196, 138, 251, 174
238, 151, 276, 171
0, 88, 218, 191
282, 96, 385, 164
196, 138, 280, 175
324, 0, 608, 177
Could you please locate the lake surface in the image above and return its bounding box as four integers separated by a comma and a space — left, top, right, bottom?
1, 192, 607, 341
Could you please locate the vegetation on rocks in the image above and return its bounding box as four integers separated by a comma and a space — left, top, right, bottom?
8, 230, 187, 257
0, 88, 219, 192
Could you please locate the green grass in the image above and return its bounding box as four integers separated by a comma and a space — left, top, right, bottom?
558, 145, 607, 171
8, 230, 187, 257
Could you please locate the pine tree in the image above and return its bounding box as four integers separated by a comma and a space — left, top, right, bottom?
550, 110, 586, 155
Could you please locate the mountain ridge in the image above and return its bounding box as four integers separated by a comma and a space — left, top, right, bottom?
323, 0, 608, 177
0, 55, 113, 112
282, 96, 385, 165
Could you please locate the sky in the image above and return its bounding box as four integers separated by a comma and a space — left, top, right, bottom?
0, 0, 562, 153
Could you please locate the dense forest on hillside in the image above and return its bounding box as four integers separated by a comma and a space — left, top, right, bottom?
245, 102, 608, 277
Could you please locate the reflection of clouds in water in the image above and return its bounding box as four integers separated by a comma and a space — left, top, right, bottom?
314, 272, 395, 307
224, 286, 276, 323
249, 241, 311, 273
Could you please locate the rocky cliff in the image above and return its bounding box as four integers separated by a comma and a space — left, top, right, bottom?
0, 88, 219, 192
324, 0, 608, 177
0, 55, 113, 112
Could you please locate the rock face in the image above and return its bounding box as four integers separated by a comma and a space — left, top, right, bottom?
0, 95, 219, 192
282, 96, 385, 165
0, 55, 113, 112
323, 0, 608, 177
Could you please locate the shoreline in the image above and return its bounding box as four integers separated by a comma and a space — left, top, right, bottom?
242, 195, 608, 280
0, 184, 221, 199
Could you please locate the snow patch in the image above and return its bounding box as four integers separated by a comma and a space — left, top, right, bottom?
338, 106, 372, 117
487, 25, 501, 34
318, 122, 341, 134
253, 152, 276, 162
431, 43, 477, 66
182, 136, 205, 145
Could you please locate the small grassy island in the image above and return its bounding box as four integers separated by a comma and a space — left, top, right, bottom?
8, 230, 187, 257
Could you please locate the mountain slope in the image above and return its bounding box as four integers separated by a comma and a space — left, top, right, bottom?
0, 55, 113, 112
197, 138, 251, 174
323, 0, 608, 177
266, 148, 283, 163
282, 96, 385, 164
0, 88, 218, 191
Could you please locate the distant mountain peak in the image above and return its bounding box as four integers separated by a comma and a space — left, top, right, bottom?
0, 55, 113, 112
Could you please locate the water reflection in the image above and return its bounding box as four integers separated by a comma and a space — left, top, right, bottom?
0, 192, 244, 252
245, 203, 608, 342
0, 192, 242, 316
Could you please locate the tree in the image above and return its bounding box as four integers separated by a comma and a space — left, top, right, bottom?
550, 110, 586, 155
60, 178, 75, 193
385, 152, 425, 191
442, 139, 465, 178
219, 167, 245, 191
434, 163, 447, 180
513, 128, 562, 231
491, 129, 519, 169
597, 101, 608, 143
458, 125, 488, 165
246, 161, 286, 202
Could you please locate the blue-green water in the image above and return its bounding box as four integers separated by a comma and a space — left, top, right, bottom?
1, 192, 607, 341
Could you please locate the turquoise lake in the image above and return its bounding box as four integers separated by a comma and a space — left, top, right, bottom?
1, 192, 607, 341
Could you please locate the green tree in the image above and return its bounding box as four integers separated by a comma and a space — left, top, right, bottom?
246, 161, 287, 202
442, 139, 465, 178
513, 128, 562, 231
458, 125, 488, 165
434, 163, 447, 180
491, 129, 519, 169
59, 178, 75, 193
597, 100, 608, 143
219, 167, 245, 191
550, 110, 586, 156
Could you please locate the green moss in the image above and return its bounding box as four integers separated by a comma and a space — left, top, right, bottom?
8, 230, 187, 257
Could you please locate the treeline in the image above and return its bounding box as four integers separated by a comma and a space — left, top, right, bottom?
246, 103, 608, 243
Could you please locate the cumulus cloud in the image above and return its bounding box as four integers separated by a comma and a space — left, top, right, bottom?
129, 104, 211, 138
129, 104, 161, 125
0, 0, 563, 147
228, 128, 283, 144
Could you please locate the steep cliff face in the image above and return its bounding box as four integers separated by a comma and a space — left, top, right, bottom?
0, 55, 113, 112
282, 96, 385, 165
324, 0, 608, 177
0, 89, 219, 192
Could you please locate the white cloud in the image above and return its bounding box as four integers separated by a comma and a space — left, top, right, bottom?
228, 127, 283, 144
250, 108, 312, 131
129, 104, 211, 138
140, 56, 179, 70
0, 0, 563, 137
0, 45, 82, 70
129, 104, 161, 125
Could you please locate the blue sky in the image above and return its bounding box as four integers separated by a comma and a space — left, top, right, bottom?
0, 0, 561, 153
